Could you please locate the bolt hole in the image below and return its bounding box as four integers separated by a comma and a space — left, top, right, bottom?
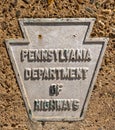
38, 34, 42, 39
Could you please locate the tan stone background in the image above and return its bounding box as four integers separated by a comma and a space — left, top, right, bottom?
0, 0, 115, 130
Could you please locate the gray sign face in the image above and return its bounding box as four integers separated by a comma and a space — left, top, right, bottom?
5, 18, 108, 121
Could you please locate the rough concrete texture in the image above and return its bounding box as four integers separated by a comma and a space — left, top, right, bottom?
0, 0, 115, 130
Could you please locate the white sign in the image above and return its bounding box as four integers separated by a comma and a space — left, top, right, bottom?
5, 18, 108, 121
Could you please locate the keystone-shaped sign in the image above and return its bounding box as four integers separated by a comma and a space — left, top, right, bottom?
5, 18, 108, 121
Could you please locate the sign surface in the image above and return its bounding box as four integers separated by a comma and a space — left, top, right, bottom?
5, 18, 108, 121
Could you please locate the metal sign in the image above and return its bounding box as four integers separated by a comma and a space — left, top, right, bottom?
5, 18, 108, 121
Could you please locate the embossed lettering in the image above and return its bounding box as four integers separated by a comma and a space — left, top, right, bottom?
21, 49, 92, 62
49, 83, 63, 96
85, 49, 92, 61
24, 67, 88, 80
21, 49, 28, 62
34, 99, 80, 111
72, 100, 80, 111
